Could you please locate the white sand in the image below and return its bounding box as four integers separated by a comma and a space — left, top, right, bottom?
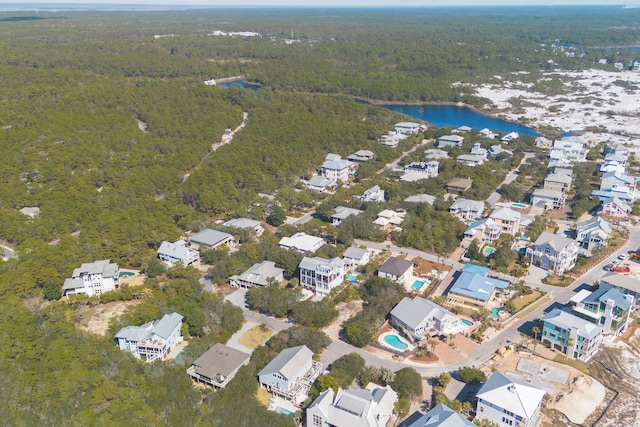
551, 375, 606, 424
464, 69, 640, 135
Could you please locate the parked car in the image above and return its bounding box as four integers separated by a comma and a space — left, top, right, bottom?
618, 253, 630, 261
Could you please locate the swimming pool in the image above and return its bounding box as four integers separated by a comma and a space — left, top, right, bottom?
490, 307, 501, 317
345, 274, 358, 282
383, 334, 409, 350
276, 407, 296, 418
119, 271, 135, 278
512, 203, 527, 209
411, 280, 425, 290
483, 247, 495, 256
461, 318, 474, 327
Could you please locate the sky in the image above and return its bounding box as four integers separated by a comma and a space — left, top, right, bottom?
1, 0, 639, 6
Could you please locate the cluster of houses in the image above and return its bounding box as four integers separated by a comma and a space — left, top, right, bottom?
593, 142, 636, 217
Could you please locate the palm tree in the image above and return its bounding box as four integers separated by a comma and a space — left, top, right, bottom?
427, 339, 439, 355
532, 326, 541, 341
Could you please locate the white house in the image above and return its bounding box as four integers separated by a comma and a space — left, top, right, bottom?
222, 217, 265, 236
470, 142, 488, 158
480, 128, 498, 139
373, 209, 407, 232
306, 385, 397, 427
402, 161, 439, 178
535, 136, 552, 148
424, 149, 449, 160
342, 247, 370, 269
331, 206, 364, 226
575, 216, 611, 251
404, 194, 436, 205
604, 141, 628, 157
378, 257, 414, 287
456, 154, 485, 167
306, 175, 337, 192
189, 228, 234, 250
258, 345, 322, 406
158, 240, 200, 266
489, 207, 521, 236
321, 154, 354, 183
299, 256, 345, 298
530, 188, 566, 210
115, 312, 184, 362
279, 232, 325, 253
544, 172, 572, 193
500, 131, 519, 143
62, 259, 119, 297
395, 121, 422, 134
360, 185, 385, 202
390, 297, 466, 341
379, 131, 406, 148
438, 134, 465, 148
526, 231, 579, 275
229, 261, 284, 288
550, 137, 587, 162
452, 125, 472, 133
448, 198, 485, 222
476, 371, 546, 427
600, 171, 635, 192
464, 218, 501, 244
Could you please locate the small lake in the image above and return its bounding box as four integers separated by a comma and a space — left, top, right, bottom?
218, 80, 260, 91
381, 104, 539, 136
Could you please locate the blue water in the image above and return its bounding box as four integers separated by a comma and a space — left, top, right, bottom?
345, 274, 358, 282
484, 247, 495, 255
218, 80, 260, 91
512, 203, 527, 209
119, 271, 135, 278
380, 104, 539, 136
276, 407, 296, 418
411, 280, 425, 290
384, 334, 408, 350
461, 318, 474, 327
490, 308, 501, 317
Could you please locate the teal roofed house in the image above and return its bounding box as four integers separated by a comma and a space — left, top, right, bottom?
446, 266, 508, 311
570, 287, 632, 337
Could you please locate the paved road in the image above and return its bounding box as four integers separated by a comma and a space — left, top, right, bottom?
354, 239, 464, 270
486, 152, 535, 206
377, 138, 433, 174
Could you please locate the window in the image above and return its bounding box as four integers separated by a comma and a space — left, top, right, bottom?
312, 414, 323, 427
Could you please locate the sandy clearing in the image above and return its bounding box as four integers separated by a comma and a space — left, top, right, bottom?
77, 300, 142, 335
551, 375, 606, 424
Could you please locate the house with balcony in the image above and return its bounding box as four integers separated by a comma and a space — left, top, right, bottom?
229, 261, 284, 288
379, 131, 406, 148
456, 154, 485, 167
158, 240, 200, 266
347, 149, 375, 163
489, 207, 521, 236
604, 141, 629, 157
373, 209, 407, 232
550, 137, 587, 163
258, 345, 323, 406
115, 312, 184, 362
599, 272, 640, 306
395, 122, 423, 134
575, 216, 611, 251
306, 175, 337, 192
187, 343, 250, 388
530, 188, 566, 210
390, 297, 466, 342
501, 131, 519, 143
438, 134, 465, 148
378, 257, 414, 287
544, 172, 572, 193
299, 256, 345, 298
463, 218, 501, 244
480, 128, 498, 139
189, 228, 234, 250
360, 185, 385, 202
62, 259, 119, 297
306, 385, 397, 427
279, 232, 325, 253
222, 218, 265, 236
402, 161, 439, 178
342, 247, 370, 270
331, 206, 364, 226
446, 178, 473, 195
600, 171, 635, 192
570, 287, 631, 337
470, 142, 488, 158
541, 309, 603, 362
449, 198, 485, 222
526, 232, 579, 275
321, 154, 354, 183
408, 403, 476, 427
475, 371, 545, 427
446, 265, 509, 311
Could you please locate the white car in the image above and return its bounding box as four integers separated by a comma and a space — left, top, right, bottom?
618, 253, 630, 261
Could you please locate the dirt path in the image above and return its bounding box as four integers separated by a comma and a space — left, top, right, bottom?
181, 112, 248, 182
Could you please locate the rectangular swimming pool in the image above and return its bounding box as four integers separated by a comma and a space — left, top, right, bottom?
411, 280, 425, 290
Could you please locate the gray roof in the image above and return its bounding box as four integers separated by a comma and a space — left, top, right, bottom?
378, 257, 413, 277
158, 240, 196, 260
72, 259, 119, 279
308, 386, 398, 427
531, 231, 576, 252
531, 188, 563, 199
299, 256, 344, 272
222, 217, 262, 230
600, 272, 640, 294
115, 321, 154, 341
231, 261, 284, 287
404, 194, 436, 205
151, 312, 184, 340
190, 343, 250, 379
62, 277, 83, 291
449, 198, 484, 213
190, 228, 233, 247
343, 247, 369, 261
332, 206, 365, 221
545, 172, 572, 184
408, 403, 475, 427
576, 216, 612, 235
543, 308, 603, 339
258, 345, 313, 380
307, 175, 335, 187
390, 297, 460, 331
489, 207, 521, 222
439, 135, 465, 142
602, 171, 634, 185
583, 287, 631, 311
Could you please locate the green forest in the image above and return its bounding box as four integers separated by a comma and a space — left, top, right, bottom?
1, 6, 639, 425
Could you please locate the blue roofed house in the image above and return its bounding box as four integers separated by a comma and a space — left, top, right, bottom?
575, 216, 611, 251
115, 312, 184, 362
446, 264, 509, 311
407, 403, 475, 427
570, 287, 632, 337
389, 297, 466, 342
542, 308, 604, 362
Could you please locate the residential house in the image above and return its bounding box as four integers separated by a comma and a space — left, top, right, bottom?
402, 161, 439, 178
299, 256, 345, 298
599, 272, 640, 306
541, 309, 603, 362
342, 247, 370, 270
258, 345, 322, 406
456, 154, 485, 167
373, 209, 407, 232
189, 228, 234, 250
404, 194, 436, 205
390, 297, 466, 341
378, 257, 414, 287
306, 385, 397, 427
591, 185, 636, 203
575, 216, 611, 250
598, 196, 631, 218
306, 175, 337, 192
550, 137, 587, 163
480, 128, 498, 139
500, 131, 519, 143
407, 403, 476, 427
600, 161, 626, 174
470, 142, 488, 158
452, 125, 472, 133
222, 217, 265, 236
604, 141, 628, 157
446, 178, 473, 195
530, 188, 566, 210
321, 154, 354, 183
379, 131, 405, 148
424, 149, 449, 160
448, 198, 485, 221
544, 172, 572, 193
535, 136, 552, 148
475, 371, 546, 427
463, 218, 501, 244
526, 231, 579, 275
438, 135, 465, 148
395, 122, 423, 134
360, 185, 385, 202
62, 259, 119, 297
331, 206, 364, 226
187, 343, 250, 388
347, 150, 375, 163
446, 265, 509, 310
488, 145, 512, 157
489, 207, 521, 236
279, 232, 325, 253
19, 206, 40, 218
229, 261, 284, 288
158, 240, 200, 266
600, 171, 635, 192
571, 287, 631, 337
115, 312, 184, 362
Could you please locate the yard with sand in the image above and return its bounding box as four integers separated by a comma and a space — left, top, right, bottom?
76, 300, 142, 335
239, 324, 275, 349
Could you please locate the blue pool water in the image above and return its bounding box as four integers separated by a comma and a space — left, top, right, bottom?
119, 271, 135, 278
411, 280, 425, 290
461, 318, 474, 327
512, 203, 527, 209
384, 334, 408, 350
218, 80, 260, 91
491, 308, 501, 317
484, 247, 495, 255
345, 274, 358, 282
276, 407, 296, 418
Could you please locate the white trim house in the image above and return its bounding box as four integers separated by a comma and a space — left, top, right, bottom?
390, 297, 466, 341
115, 312, 184, 362
158, 240, 200, 266
62, 260, 119, 297
299, 256, 345, 298
526, 232, 579, 275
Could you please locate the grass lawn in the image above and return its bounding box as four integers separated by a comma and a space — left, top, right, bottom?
512, 290, 543, 311
553, 354, 590, 375
255, 387, 272, 406
239, 325, 274, 349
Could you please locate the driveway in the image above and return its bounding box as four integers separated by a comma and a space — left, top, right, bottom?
486, 152, 535, 206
